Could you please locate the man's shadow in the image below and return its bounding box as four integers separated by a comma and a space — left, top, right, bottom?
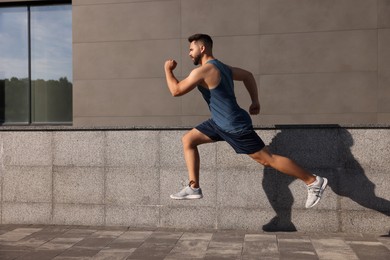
262, 127, 390, 232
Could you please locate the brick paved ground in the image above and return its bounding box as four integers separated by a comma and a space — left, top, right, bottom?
0, 225, 389, 259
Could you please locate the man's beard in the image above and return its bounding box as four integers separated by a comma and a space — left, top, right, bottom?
193, 54, 201, 65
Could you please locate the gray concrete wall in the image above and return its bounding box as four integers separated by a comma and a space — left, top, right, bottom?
70, 0, 390, 127
0, 127, 389, 233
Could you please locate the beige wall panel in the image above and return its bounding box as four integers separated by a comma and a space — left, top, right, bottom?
73, 39, 180, 80
379, 29, 390, 112
379, 0, 390, 28
260, 30, 377, 74
181, 90, 210, 116
256, 113, 378, 126
73, 116, 182, 127
73, 1, 180, 43
379, 29, 390, 71
73, 78, 180, 117
234, 80, 256, 112
180, 115, 214, 127
259, 72, 378, 115
379, 70, 390, 112
72, 0, 172, 5
181, 0, 260, 37
260, 0, 377, 34
378, 113, 390, 123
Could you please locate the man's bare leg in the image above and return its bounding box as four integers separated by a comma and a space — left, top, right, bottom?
182, 128, 214, 188
248, 147, 316, 185
249, 147, 328, 208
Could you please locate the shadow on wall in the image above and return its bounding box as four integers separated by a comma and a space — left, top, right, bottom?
261, 127, 390, 232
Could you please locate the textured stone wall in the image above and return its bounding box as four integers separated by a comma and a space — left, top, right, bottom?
0, 127, 389, 233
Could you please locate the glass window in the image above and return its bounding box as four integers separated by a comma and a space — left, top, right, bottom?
0, 4, 72, 125
0, 7, 29, 124
31, 5, 72, 123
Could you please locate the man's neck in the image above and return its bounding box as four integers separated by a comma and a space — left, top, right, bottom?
200, 55, 215, 66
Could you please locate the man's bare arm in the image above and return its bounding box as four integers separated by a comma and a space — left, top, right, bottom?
164, 59, 203, 97
230, 67, 260, 115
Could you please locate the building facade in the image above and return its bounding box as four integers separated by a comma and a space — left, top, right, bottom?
0, 0, 389, 127
0, 0, 389, 233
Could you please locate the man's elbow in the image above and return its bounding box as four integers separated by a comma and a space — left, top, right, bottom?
171, 89, 182, 97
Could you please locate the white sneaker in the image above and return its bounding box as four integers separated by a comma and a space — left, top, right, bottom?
305, 176, 328, 208
170, 184, 203, 200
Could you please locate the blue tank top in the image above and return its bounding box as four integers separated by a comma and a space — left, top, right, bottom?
197, 59, 252, 133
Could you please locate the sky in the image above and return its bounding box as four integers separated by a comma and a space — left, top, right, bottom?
0, 5, 72, 82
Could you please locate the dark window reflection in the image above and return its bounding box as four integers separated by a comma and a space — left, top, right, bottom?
0, 7, 29, 124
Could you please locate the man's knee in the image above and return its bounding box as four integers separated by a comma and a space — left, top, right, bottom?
257, 158, 272, 167
182, 132, 196, 148
249, 148, 273, 167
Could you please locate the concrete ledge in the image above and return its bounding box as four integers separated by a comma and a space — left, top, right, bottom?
0, 126, 389, 233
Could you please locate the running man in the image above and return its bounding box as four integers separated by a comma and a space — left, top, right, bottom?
164, 34, 327, 208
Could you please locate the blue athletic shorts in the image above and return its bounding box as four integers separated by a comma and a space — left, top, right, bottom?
195, 119, 265, 154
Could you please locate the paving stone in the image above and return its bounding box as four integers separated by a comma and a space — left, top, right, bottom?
91, 250, 134, 260
0, 228, 42, 242
242, 234, 279, 258
15, 249, 64, 260
347, 240, 390, 260
311, 238, 359, 259
0, 250, 29, 260
127, 243, 175, 259
73, 237, 117, 248
0, 225, 389, 259
278, 238, 317, 260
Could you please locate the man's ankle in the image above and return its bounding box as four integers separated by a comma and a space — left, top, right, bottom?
189, 180, 199, 189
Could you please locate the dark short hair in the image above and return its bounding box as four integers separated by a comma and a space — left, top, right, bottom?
188, 34, 213, 49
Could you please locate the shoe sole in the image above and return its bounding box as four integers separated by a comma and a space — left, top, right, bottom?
306, 177, 328, 208
170, 194, 203, 200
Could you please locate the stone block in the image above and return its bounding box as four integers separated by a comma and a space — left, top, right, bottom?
341, 210, 390, 233
106, 166, 159, 205
53, 204, 104, 226
338, 169, 390, 213
267, 128, 343, 169
160, 206, 216, 229
54, 167, 104, 204
3, 166, 52, 203
106, 131, 159, 167
2, 202, 52, 224
105, 205, 159, 227
217, 207, 274, 230
3, 132, 52, 166
291, 209, 339, 232
345, 129, 390, 170
53, 131, 105, 167
217, 168, 269, 208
